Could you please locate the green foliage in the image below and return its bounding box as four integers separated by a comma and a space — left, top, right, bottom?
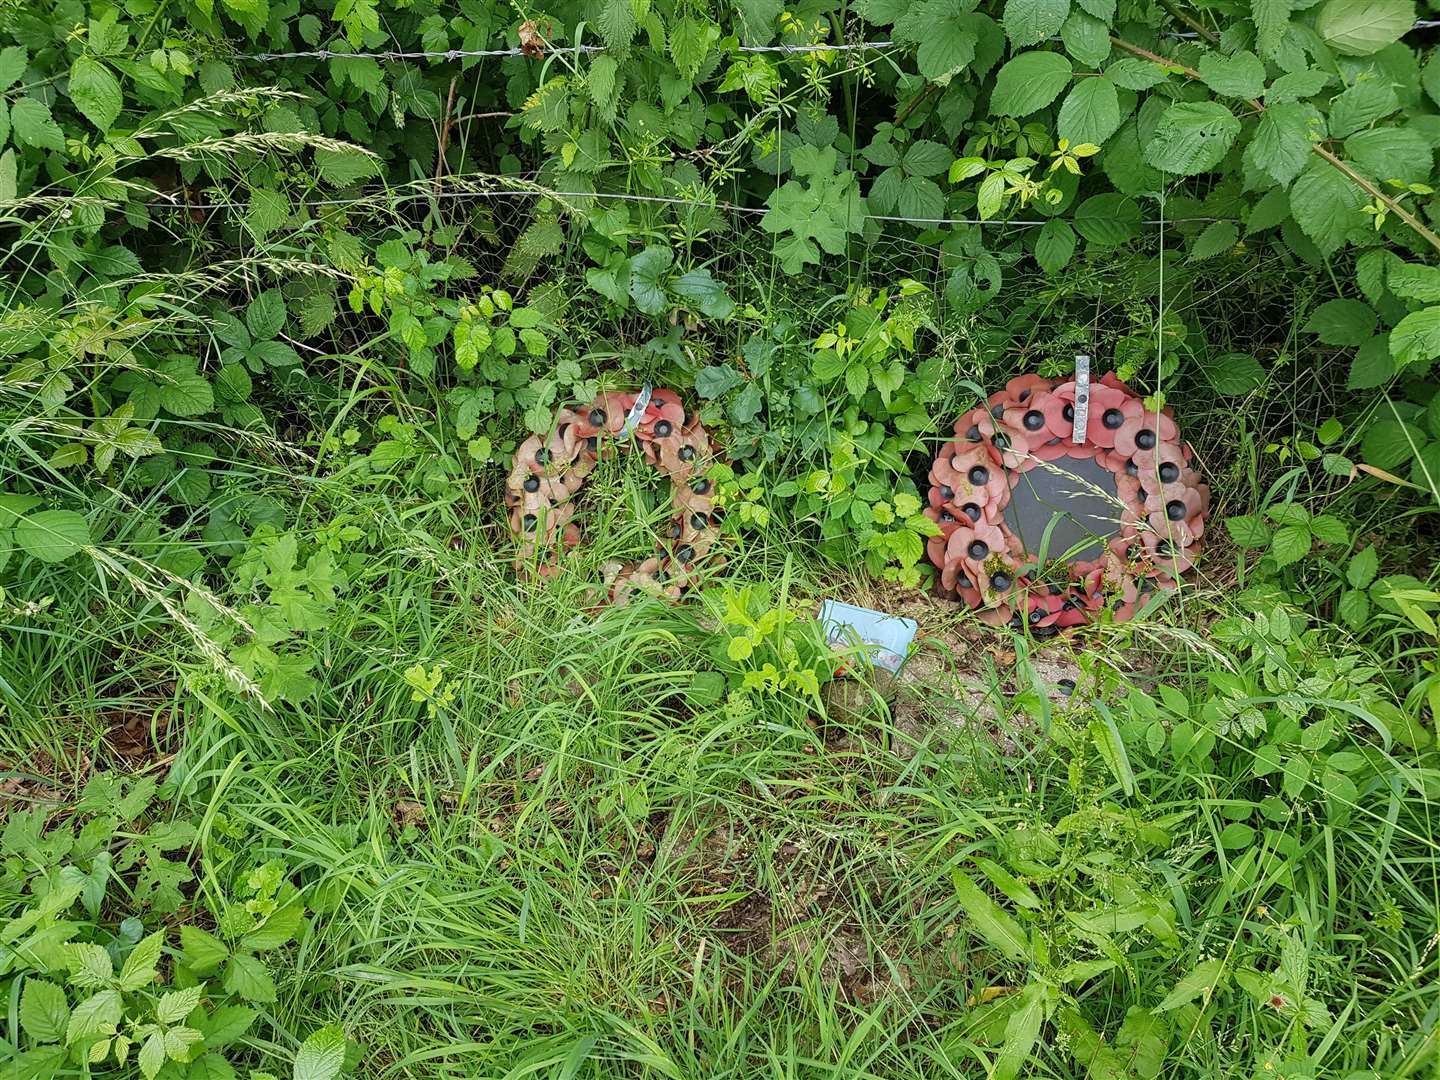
2, 0, 1440, 1074
1, 776, 346, 1079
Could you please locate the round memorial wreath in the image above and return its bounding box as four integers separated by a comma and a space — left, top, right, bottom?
923, 372, 1210, 632
505, 388, 725, 605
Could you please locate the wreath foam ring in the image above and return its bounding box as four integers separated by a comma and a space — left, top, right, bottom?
924, 372, 1210, 633
505, 388, 726, 605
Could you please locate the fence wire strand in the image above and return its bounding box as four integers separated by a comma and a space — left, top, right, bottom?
152, 184, 1236, 228
240, 22, 1440, 63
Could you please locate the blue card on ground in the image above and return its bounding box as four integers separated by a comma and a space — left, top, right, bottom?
818, 600, 918, 673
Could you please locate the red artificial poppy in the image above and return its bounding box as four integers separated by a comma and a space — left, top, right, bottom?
1032, 438, 1099, 464
1113, 409, 1179, 459
644, 387, 687, 430
926, 373, 1208, 630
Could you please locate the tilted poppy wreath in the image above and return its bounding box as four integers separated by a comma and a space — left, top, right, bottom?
505, 388, 725, 605
924, 372, 1210, 632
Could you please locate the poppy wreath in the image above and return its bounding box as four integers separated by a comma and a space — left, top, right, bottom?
505, 388, 725, 604
923, 372, 1210, 632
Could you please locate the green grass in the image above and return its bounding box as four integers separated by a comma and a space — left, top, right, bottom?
7, 449, 1435, 1078
2, 224, 1436, 1080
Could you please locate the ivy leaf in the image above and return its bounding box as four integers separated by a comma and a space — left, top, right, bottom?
1033, 219, 1076, 274
1057, 75, 1121, 146
11, 97, 66, 151
628, 246, 673, 314
293, 1025, 348, 1080
990, 51, 1073, 116
1197, 49, 1265, 99
1390, 307, 1440, 371
1316, 0, 1415, 56
1304, 299, 1376, 346
20, 980, 71, 1043
69, 57, 123, 131
1143, 101, 1241, 175
15, 510, 91, 563
1002, 0, 1070, 47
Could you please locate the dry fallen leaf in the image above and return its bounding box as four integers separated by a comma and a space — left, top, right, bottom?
518, 20, 547, 59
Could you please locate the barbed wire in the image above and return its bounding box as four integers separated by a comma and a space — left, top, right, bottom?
152, 184, 1235, 228
243, 40, 896, 61
239, 21, 1440, 63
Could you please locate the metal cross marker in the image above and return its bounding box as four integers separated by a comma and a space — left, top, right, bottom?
620, 383, 653, 438
1071, 354, 1091, 445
